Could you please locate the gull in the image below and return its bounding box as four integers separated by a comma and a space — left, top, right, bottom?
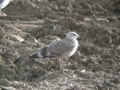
0, 0, 12, 16
31, 32, 79, 70
31, 32, 79, 58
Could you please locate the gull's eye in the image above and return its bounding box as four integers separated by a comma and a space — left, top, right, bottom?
71, 33, 77, 36
66, 32, 79, 38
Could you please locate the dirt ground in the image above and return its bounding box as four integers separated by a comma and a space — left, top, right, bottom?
0, 0, 120, 90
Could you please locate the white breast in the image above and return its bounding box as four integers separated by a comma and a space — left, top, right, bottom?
68, 39, 79, 57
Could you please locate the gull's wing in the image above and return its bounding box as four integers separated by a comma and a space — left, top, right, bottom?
46, 38, 74, 57
30, 38, 61, 58
31, 38, 75, 58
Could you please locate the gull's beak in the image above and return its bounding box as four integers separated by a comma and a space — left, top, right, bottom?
77, 34, 80, 38
77, 33, 80, 38
78, 36, 81, 40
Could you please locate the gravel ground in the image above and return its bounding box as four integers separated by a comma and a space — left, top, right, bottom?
0, 0, 120, 90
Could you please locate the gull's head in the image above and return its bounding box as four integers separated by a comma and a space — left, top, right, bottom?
66, 32, 79, 39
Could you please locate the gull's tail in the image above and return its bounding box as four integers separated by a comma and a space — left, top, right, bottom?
30, 47, 48, 58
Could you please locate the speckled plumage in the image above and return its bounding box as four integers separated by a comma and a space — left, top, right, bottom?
31, 32, 79, 59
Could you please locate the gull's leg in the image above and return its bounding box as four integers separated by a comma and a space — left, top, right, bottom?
57, 57, 65, 73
